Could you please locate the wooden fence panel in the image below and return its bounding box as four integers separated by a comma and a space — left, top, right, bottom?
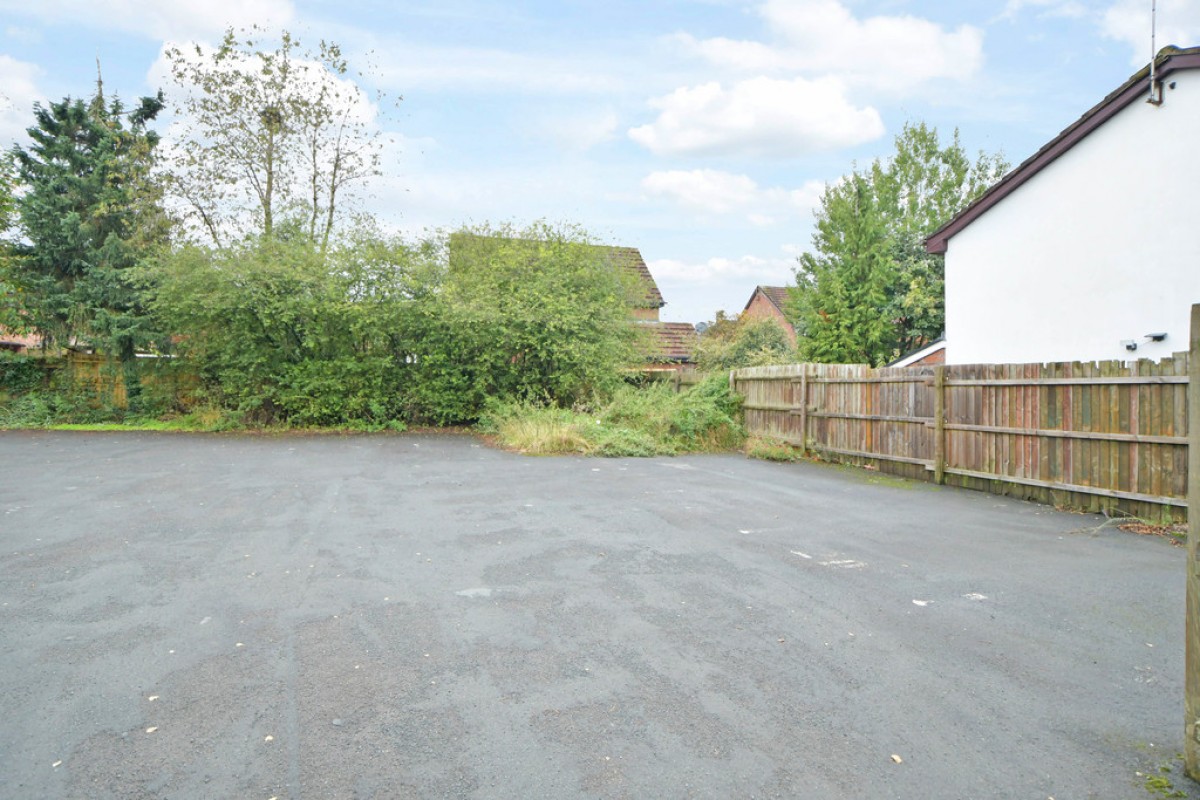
733, 353, 1190, 521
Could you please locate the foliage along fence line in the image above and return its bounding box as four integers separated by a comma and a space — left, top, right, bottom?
732, 355, 1190, 522
35, 352, 195, 411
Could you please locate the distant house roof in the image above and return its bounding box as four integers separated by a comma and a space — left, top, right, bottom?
603, 246, 664, 309
926, 45, 1200, 255
744, 285, 790, 314
0, 327, 43, 352
448, 233, 664, 310
642, 321, 698, 362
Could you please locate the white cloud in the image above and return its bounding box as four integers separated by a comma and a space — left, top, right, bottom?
649, 253, 795, 286
373, 45, 626, 95
0, 0, 295, 41
1102, 0, 1200, 65
628, 76, 883, 158
642, 169, 758, 214
0, 55, 45, 147
531, 108, 620, 151
996, 0, 1087, 21
4, 25, 43, 44
678, 0, 985, 92
640, 168, 823, 226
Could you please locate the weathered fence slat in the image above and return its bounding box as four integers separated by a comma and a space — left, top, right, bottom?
942, 423, 1186, 445
803, 411, 933, 424
807, 375, 932, 385
798, 366, 809, 456
935, 465, 1188, 507
734, 353, 1189, 519
947, 376, 1188, 386
809, 443, 933, 467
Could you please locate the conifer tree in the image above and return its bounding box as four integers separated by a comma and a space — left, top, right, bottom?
8, 76, 166, 367
794, 174, 895, 365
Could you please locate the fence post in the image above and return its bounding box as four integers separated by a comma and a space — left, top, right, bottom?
1186, 304, 1200, 780
933, 365, 947, 485
798, 365, 809, 457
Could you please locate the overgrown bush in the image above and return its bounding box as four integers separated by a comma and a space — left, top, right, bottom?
481, 374, 745, 456
276, 358, 404, 427
413, 222, 640, 423
135, 221, 640, 428
138, 231, 424, 426
0, 353, 51, 395
0, 383, 117, 428
696, 316, 796, 371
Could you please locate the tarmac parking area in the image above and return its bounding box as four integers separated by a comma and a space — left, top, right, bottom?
0, 430, 1195, 799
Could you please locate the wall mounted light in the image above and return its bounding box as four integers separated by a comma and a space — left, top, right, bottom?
1145, 332, 1167, 342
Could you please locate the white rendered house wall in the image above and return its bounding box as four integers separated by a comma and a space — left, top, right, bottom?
944, 70, 1200, 365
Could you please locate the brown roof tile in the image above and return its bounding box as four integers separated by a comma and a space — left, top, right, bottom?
749, 286, 790, 314
641, 321, 697, 362
598, 246, 664, 309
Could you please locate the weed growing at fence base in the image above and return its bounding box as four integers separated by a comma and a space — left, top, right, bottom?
744, 436, 801, 462
0, 388, 122, 428
480, 375, 744, 456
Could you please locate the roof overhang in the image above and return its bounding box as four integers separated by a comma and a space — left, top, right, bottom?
887, 338, 946, 368
926, 48, 1200, 255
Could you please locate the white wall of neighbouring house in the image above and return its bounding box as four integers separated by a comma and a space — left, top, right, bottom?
944, 69, 1200, 365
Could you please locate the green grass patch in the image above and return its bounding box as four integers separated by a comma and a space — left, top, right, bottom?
480, 374, 745, 457
480, 404, 593, 455
1139, 755, 1188, 798
49, 420, 184, 432
0, 393, 412, 434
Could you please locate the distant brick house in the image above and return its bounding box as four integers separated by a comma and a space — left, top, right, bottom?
741, 286, 797, 346
604, 245, 698, 372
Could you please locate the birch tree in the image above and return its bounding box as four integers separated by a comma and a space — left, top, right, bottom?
164, 28, 391, 251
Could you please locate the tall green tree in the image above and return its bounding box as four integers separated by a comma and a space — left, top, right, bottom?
0, 155, 19, 331
0, 154, 15, 234
871, 123, 1007, 239
164, 28, 391, 251
8, 83, 167, 364
794, 173, 895, 364
791, 122, 1008, 363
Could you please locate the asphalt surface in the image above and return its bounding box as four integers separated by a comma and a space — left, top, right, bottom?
0, 430, 1196, 800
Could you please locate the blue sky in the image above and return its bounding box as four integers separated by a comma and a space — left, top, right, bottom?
1, 0, 1197, 323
